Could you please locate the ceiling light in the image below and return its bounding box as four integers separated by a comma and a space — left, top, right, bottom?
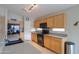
25, 4, 38, 12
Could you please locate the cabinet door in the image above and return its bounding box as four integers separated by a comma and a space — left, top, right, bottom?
44, 36, 51, 49
34, 20, 40, 28
43, 19, 47, 23
40, 17, 47, 23
47, 16, 54, 28
54, 14, 65, 28
31, 33, 37, 43
34, 17, 47, 28
50, 37, 62, 53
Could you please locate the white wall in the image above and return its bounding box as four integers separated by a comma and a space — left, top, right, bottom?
7, 11, 23, 25
8, 11, 23, 21
0, 6, 6, 16
65, 5, 79, 54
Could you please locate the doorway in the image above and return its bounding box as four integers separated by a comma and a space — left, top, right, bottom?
7, 23, 20, 41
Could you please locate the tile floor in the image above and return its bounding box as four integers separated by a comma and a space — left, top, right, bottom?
3, 34, 55, 54
28, 41, 55, 54
1, 40, 55, 54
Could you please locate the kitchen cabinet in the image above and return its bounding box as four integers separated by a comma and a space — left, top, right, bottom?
40, 17, 47, 23
44, 35, 51, 49
34, 19, 40, 28
47, 16, 54, 28
44, 35, 65, 54
34, 17, 47, 28
34, 13, 66, 28
54, 13, 65, 28
43, 19, 47, 23
50, 37, 62, 53
31, 32, 38, 43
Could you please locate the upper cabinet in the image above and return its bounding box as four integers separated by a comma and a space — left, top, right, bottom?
40, 17, 47, 23
34, 17, 47, 28
47, 16, 54, 28
54, 13, 65, 28
34, 19, 40, 28
34, 13, 66, 28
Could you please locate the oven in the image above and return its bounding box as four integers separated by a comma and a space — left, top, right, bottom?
37, 33, 44, 47
37, 23, 49, 47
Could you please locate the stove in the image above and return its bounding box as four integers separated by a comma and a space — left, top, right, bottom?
37, 33, 44, 46
37, 29, 49, 47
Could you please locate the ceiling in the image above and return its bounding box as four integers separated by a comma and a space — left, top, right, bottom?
0, 4, 77, 20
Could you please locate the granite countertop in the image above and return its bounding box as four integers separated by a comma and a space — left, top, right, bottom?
45, 33, 67, 39
32, 31, 67, 38
32, 31, 42, 34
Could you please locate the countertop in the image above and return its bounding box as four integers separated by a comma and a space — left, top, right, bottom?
32, 31, 42, 34
32, 31, 67, 39
45, 33, 67, 39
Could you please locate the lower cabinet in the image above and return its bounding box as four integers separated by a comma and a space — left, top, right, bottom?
31, 32, 38, 43
44, 35, 64, 54
50, 37, 62, 53
44, 36, 51, 49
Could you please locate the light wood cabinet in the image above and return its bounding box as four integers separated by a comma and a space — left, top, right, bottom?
54, 13, 65, 28
50, 37, 62, 53
34, 19, 40, 28
44, 35, 65, 54
47, 13, 65, 28
31, 32, 38, 43
43, 19, 47, 23
34, 17, 47, 28
34, 13, 66, 28
44, 36, 51, 49
40, 17, 47, 23
47, 16, 54, 28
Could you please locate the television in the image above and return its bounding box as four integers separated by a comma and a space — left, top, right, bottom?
8, 23, 20, 35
